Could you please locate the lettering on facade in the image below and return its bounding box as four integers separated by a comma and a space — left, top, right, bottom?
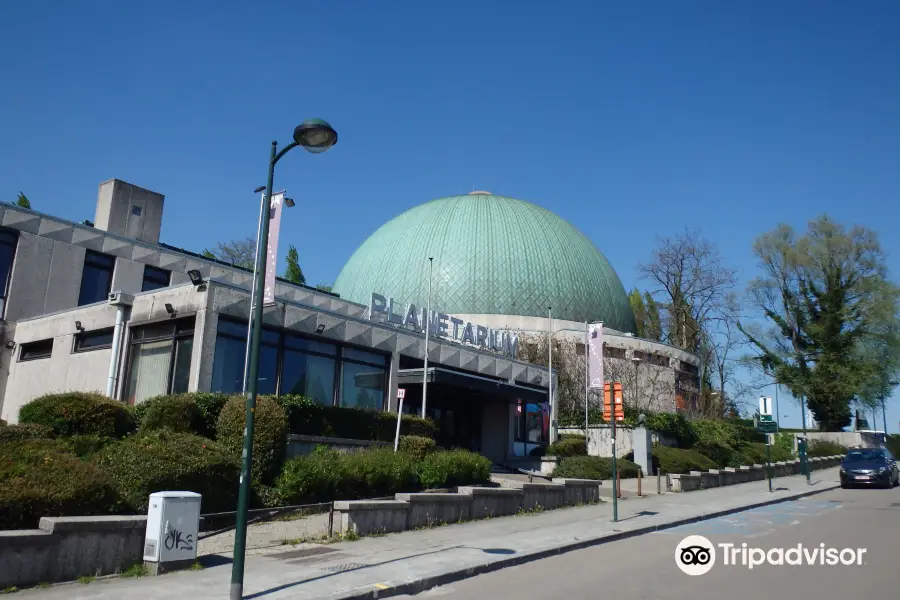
369, 292, 518, 359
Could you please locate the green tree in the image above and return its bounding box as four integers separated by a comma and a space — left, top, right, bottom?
740, 216, 900, 430
315, 282, 333, 293
854, 323, 900, 431
628, 288, 662, 341
283, 245, 306, 285
15, 192, 31, 209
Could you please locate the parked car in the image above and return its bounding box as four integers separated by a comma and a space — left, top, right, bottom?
839, 447, 899, 489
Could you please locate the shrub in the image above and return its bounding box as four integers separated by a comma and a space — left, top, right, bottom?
217, 395, 287, 486
774, 432, 795, 456
60, 434, 115, 460
0, 439, 118, 529
545, 437, 587, 457
18, 392, 135, 439
138, 395, 202, 434
739, 442, 794, 464
652, 446, 717, 474
554, 456, 641, 480
276, 395, 436, 441
643, 412, 697, 448
398, 435, 437, 460
190, 393, 232, 438
94, 430, 239, 513
806, 439, 847, 457
417, 449, 491, 489
0, 418, 6, 426
276, 448, 347, 504
0, 423, 54, 443
694, 440, 746, 468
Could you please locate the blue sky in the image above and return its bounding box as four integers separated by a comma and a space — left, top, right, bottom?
2, 1, 899, 431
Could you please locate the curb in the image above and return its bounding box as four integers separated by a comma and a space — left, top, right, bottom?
340, 480, 839, 600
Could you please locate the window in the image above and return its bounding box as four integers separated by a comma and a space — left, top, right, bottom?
19, 338, 53, 361
78, 250, 115, 306
125, 318, 195, 405
209, 317, 388, 409
604, 344, 626, 359
74, 328, 114, 352
0, 228, 19, 318
141, 265, 171, 292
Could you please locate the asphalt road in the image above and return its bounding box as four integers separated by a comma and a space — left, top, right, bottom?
397, 485, 900, 599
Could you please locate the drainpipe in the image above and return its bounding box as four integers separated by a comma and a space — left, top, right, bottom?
106, 305, 127, 398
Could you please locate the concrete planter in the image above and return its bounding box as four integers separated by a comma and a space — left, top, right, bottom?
395, 493, 472, 529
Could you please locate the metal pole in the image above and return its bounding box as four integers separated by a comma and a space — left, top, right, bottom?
231, 140, 278, 600
394, 393, 404, 452
766, 438, 772, 492
548, 307, 555, 443
241, 193, 266, 394
774, 383, 780, 433
584, 321, 589, 436
421, 257, 433, 418
105, 305, 126, 397
882, 393, 888, 438
799, 394, 810, 484
611, 388, 618, 522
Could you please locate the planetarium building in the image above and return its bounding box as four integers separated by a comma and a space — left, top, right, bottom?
0, 182, 697, 465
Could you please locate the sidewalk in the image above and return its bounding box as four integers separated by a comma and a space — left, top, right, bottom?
20, 469, 840, 600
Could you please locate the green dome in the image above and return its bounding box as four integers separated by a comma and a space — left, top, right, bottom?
333, 193, 636, 332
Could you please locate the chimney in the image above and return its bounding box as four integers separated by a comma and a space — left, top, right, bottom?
94, 179, 165, 244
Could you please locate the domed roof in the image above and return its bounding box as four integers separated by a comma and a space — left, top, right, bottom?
332, 193, 636, 332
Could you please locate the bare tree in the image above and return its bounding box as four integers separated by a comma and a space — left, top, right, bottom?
202, 236, 257, 269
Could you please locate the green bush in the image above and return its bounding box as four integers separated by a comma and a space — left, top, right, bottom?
94, 430, 239, 513
652, 446, 717, 474
739, 442, 794, 464
643, 412, 697, 448
276, 395, 436, 441
216, 395, 287, 486
545, 437, 587, 457
190, 393, 232, 438
418, 449, 492, 489
806, 439, 847, 457
138, 395, 202, 434
555, 456, 641, 480
398, 435, 437, 460
60, 434, 115, 460
0, 439, 118, 529
0, 418, 6, 426
0, 423, 54, 443
774, 432, 795, 456
18, 392, 135, 439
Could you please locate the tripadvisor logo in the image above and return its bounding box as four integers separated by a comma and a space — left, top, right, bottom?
675, 535, 867, 575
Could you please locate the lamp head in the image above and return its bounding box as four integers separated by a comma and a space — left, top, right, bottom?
293, 119, 338, 154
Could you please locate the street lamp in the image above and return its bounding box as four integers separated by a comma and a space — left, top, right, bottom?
631, 355, 641, 410
231, 118, 337, 600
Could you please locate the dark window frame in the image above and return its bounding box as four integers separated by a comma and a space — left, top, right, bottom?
73, 327, 116, 353
0, 227, 19, 319
214, 316, 390, 409
78, 250, 116, 306
141, 265, 171, 292
123, 316, 196, 404
19, 338, 53, 362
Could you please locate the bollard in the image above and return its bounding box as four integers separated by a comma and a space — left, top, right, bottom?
327, 503, 334, 538
616, 471, 621, 499
657, 470, 661, 495
637, 469, 642, 496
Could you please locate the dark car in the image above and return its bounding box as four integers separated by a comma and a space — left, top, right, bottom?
839, 447, 899, 489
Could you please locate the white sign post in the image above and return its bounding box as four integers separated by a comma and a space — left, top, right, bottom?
759, 396, 773, 422
393, 388, 406, 452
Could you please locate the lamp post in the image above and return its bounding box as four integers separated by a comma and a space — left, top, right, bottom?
799, 394, 810, 483
631, 354, 641, 410
230, 119, 337, 600
421, 257, 434, 418
548, 307, 556, 443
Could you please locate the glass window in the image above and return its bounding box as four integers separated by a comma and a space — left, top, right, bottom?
19, 338, 53, 361
171, 337, 193, 394
74, 328, 114, 352
126, 318, 194, 404
127, 339, 172, 403
141, 265, 171, 292
343, 347, 387, 366
257, 343, 279, 395
0, 228, 18, 318
281, 349, 336, 404
78, 250, 115, 306
284, 333, 337, 356
339, 361, 386, 410
211, 334, 245, 394
217, 318, 248, 338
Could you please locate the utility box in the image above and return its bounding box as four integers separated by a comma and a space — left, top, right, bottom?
144, 491, 202, 574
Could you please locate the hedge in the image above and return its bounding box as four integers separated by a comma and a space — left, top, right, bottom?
275, 447, 491, 504
137, 395, 202, 434
94, 430, 239, 513
275, 395, 436, 441
217, 395, 287, 486
398, 435, 437, 461
554, 456, 641, 480
545, 437, 587, 457
1, 439, 119, 529
806, 439, 847, 457
739, 442, 793, 464
0, 423, 54, 443
652, 446, 717, 474
18, 392, 135, 439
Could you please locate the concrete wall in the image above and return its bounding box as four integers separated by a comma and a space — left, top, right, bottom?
285, 435, 389, 459
0, 516, 146, 588
786, 431, 883, 451
558, 425, 678, 459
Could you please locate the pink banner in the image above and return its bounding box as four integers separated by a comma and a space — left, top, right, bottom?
588, 323, 604, 389
263, 191, 284, 306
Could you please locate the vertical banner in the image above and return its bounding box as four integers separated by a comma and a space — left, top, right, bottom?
263, 191, 285, 306
588, 323, 604, 389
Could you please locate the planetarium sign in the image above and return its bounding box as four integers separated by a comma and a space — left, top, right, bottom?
368, 292, 519, 359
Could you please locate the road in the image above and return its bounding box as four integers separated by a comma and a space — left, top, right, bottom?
398, 485, 899, 599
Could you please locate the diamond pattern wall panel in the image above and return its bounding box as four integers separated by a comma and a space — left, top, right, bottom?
332, 194, 636, 332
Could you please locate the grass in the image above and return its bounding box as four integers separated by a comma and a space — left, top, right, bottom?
77, 576, 95, 585
190, 561, 204, 571
120, 563, 148, 578
516, 504, 545, 516
1, 587, 17, 594
36, 583, 51, 589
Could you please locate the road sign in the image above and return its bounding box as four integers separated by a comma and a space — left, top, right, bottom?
603, 382, 625, 422
759, 396, 773, 417
757, 421, 777, 433
759, 414, 773, 422
397, 388, 405, 400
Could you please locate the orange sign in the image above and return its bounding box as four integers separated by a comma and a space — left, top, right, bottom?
603, 382, 625, 422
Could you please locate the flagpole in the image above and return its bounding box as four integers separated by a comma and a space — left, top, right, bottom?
421, 257, 433, 418
242, 192, 266, 393
548, 306, 555, 443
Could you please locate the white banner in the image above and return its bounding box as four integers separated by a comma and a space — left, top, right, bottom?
263, 191, 285, 306
588, 323, 604, 389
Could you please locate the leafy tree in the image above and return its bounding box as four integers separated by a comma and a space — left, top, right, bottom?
315, 282, 333, 293
15, 192, 31, 209
854, 323, 900, 431
201, 237, 256, 269
628, 288, 662, 341
283, 245, 306, 285
740, 216, 900, 430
